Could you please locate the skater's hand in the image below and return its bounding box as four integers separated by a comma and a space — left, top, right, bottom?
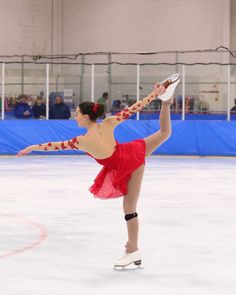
152, 83, 166, 97
17, 145, 34, 157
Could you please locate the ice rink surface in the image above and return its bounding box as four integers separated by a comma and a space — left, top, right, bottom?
0, 155, 236, 295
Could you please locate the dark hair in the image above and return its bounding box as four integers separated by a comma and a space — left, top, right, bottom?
18, 94, 28, 100
79, 101, 105, 121
102, 92, 109, 98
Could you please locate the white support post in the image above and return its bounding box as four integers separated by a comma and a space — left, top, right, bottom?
227, 65, 231, 122
91, 64, 95, 102
136, 64, 140, 120
1, 63, 5, 120
182, 65, 185, 121
46, 64, 49, 120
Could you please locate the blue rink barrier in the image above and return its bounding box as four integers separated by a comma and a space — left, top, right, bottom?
0, 120, 236, 156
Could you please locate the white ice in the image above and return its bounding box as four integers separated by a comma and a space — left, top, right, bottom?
0, 155, 236, 295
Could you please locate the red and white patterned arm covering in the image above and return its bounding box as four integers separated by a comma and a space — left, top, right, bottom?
32, 136, 81, 151
103, 91, 158, 127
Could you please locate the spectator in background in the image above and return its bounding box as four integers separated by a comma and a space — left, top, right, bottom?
49, 95, 71, 119
32, 96, 46, 119
97, 92, 109, 118
111, 100, 121, 112
14, 95, 32, 119
7, 96, 16, 108
230, 99, 236, 113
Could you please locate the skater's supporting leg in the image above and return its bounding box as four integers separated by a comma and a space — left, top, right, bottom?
123, 164, 145, 253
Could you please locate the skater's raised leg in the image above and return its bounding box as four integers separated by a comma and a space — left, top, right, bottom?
144, 98, 173, 157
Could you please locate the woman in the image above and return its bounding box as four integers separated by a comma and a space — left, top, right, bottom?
17, 81, 175, 268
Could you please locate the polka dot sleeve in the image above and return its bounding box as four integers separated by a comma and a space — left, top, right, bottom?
105, 92, 157, 126
33, 136, 81, 151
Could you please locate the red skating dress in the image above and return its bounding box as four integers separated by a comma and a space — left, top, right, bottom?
88, 139, 146, 200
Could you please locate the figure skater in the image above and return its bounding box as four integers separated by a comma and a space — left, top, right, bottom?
17, 74, 180, 268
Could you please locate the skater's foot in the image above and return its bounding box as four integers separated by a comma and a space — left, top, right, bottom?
158, 73, 180, 102
114, 250, 142, 268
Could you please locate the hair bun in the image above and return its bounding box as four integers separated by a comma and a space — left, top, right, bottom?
92, 103, 99, 113
79, 101, 105, 122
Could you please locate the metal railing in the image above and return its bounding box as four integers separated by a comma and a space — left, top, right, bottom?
1, 48, 236, 121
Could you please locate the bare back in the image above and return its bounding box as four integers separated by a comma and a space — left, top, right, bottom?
79, 121, 117, 159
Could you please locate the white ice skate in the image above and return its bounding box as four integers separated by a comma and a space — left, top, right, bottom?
158, 73, 180, 101
114, 250, 142, 269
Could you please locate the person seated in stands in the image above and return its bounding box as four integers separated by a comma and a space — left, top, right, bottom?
32, 96, 46, 119
188, 97, 195, 113
150, 100, 161, 111
230, 99, 236, 113
111, 100, 121, 112
14, 94, 32, 119
49, 95, 71, 119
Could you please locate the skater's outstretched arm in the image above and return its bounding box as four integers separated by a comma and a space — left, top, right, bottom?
103, 83, 165, 127
17, 135, 83, 156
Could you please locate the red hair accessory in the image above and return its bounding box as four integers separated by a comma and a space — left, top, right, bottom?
92, 103, 99, 113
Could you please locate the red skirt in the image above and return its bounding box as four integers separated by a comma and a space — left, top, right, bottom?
88, 139, 146, 199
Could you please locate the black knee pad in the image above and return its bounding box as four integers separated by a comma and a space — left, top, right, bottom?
125, 212, 138, 221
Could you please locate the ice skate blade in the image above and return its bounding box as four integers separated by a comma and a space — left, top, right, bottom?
114, 265, 144, 271
159, 73, 180, 101
113, 260, 143, 271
